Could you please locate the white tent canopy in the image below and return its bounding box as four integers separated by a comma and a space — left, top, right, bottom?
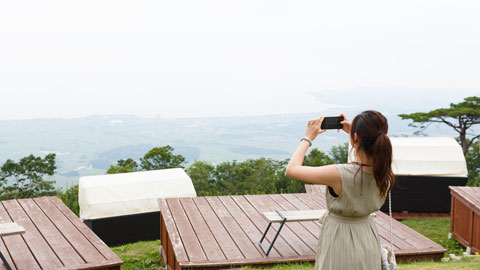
79, 168, 197, 220
348, 137, 468, 177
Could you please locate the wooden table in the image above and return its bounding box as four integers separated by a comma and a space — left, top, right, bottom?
450, 186, 480, 253
159, 192, 446, 269
0, 196, 123, 270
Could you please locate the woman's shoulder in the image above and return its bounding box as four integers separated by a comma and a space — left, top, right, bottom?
336, 163, 373, 174
335, 163, 358, 172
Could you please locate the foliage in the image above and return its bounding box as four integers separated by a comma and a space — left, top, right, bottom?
140, 145, 186, 171
111, 240, 163, 270
0, 153, 57, 200
107, 159, 139, 174
187, 146, 346, 196
214, 158, 279, 195
56, 184, 80, 216
303, 148, 333, 167
185, 161, 217, 196
329, 142, 349, 164
466, 142, 480, 186
274, 159, 306, 194
399, 96, 480, 155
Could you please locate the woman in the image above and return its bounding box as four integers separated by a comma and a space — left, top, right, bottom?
286, 110, 394, 270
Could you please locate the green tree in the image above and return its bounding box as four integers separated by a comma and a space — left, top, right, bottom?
466, 142, 480, 186
399, 96, 480, 155
106, 158, 138, 174
329, 142, 349, 164
0, 153, 56, 199
214, 158, 278, 195
274, 159, 305, 193
303, 148, 334, 166
56, 185, 79, 216
140, 145, 186, 171
186, 161, 217, 196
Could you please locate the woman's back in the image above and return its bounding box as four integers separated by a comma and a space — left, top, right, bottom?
326, 163, 386, 217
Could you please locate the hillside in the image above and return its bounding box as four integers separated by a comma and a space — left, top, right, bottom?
0, 110, 457, 187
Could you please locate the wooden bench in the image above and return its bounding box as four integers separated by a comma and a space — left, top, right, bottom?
259, 209, 327, 255
0, 222, 25, 270
259, 209, 377, 255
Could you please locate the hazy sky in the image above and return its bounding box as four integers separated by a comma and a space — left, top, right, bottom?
0, 1, 479, 120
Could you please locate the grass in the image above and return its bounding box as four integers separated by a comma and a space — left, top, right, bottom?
111, 240, 164, 270
111, 218, 477, 270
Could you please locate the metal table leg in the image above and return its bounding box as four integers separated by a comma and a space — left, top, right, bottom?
0, 251, 12, 270
259, 209, 287, 256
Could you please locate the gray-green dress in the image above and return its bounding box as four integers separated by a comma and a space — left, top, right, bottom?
315, 163, 386, 270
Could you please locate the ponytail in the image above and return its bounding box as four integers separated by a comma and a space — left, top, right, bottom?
351, 110, 395, 198
372, 133, 394, 198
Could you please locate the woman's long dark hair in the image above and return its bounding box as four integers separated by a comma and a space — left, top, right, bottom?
351, 110, 394, 198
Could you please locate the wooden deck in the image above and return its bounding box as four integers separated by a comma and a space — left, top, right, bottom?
0, 196, 122, 270
450, 186, 480, 253
159, 192, 446, 269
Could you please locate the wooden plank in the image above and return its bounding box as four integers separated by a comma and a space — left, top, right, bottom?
179, 198, 225, 261
2, 199, 63, 269
48, 196, 121, 262
452, 199, 473, 245
293, 193, 326, 210
376, 210, 428, 248
457, 188, 480, 212
158, 199, 188, 264
34, 197, 105, 264
305, 184, 326, 194
179, 255, 315, 269
244, 195, 315, 256
194, 197, 244, 260
205, 197, 262, 259
452, 193, 480, 216
451, 188, 480, 212
218, 196, 281, 258
168, 199, 207, 262
0, 202, 31, 270
262, 210, 326, 223
18, 198, 85, 266
373, 214, 410, 251
0, 223, 25, 236
375, 210, 442, 252
160, 212, 168, 264
473, 213, 480, 252
49, 259, 122, 270
230, 196, 297, 257
0, 239, 15, 270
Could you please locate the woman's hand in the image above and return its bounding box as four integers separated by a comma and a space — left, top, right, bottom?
304, 116, 326, 141
339, 113, 352, 134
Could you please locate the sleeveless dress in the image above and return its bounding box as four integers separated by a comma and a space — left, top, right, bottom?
315, 163, 386, 270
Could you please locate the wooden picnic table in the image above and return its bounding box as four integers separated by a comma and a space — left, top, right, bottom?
0, 196, 123, 270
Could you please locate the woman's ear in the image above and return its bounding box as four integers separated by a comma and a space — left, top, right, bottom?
352, 133, 359, 143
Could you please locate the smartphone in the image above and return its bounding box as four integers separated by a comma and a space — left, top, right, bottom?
321, 116, 344, 130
